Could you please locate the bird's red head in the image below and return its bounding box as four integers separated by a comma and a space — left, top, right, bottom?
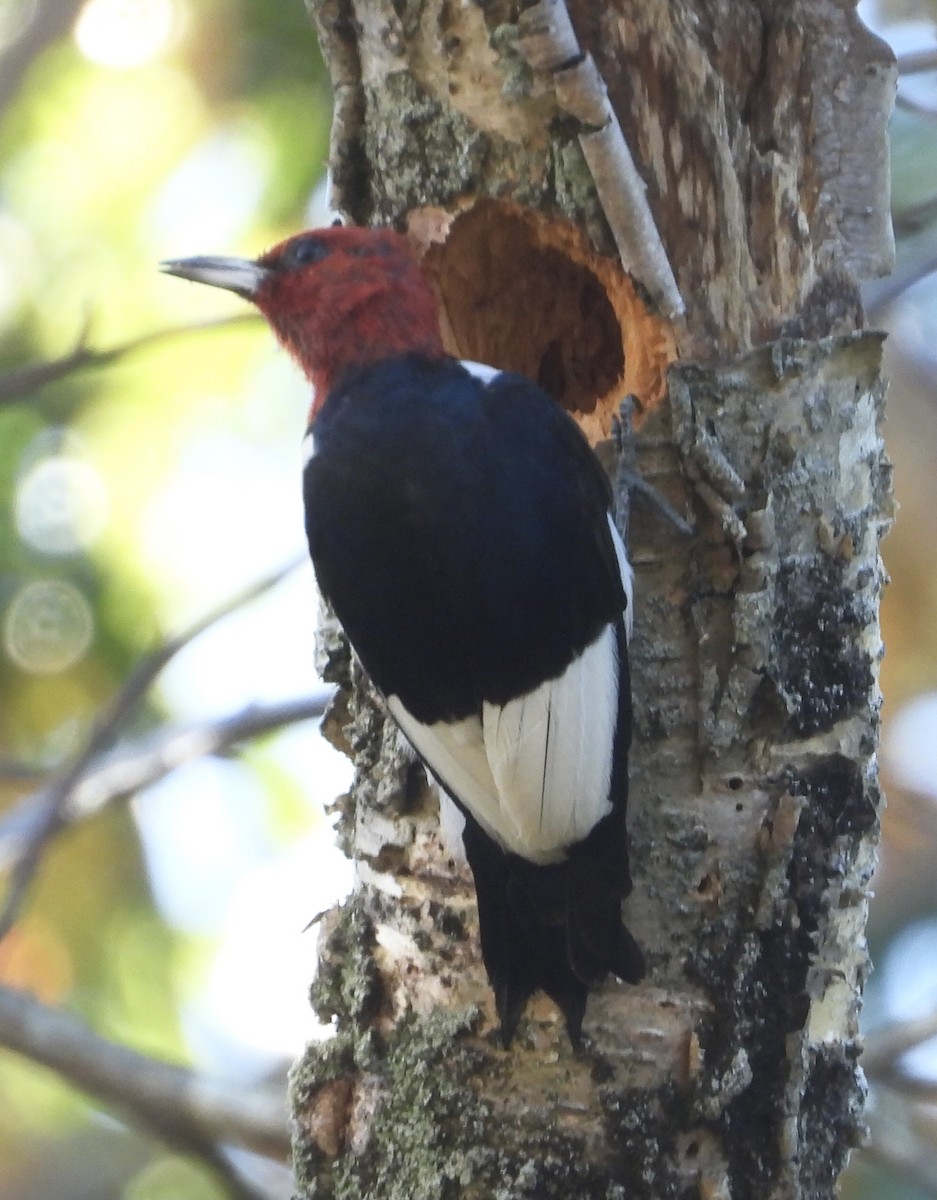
161, 226, 445, 421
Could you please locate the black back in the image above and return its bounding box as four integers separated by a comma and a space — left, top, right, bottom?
303, 354, 625, 723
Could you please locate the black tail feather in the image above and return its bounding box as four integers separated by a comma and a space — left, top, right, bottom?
566, 797, 645, 986
461, 811, 644, 1046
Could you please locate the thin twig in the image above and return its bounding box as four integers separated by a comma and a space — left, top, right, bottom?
863, 251, 937, 317
0, 557, 305, 941
893, 194, 937, 238
0, 691, 333, 872
0, 0, 86, 115
897, 50, 937, 77
893, 50, 937, 118
0, 983, 290, 1199
895, 92, 937, 118
0, 762, 46, 783
876, 1071, 937, 1105
863, 1010, 937, 1078
865, 1098, 937, 1198
0, 314, 260, 406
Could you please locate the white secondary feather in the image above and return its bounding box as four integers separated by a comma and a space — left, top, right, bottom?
436, 791, 468, 864
482, 622, 619, 856
387, 621, 622, 864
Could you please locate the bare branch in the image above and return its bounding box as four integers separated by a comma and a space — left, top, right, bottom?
516, 0, 684, 319
876, 1072, 937, 1106
863, 249, 937, 317
0, 983, 290, 1199
897, 50, 937, 77
865, 1098, 937, 1198
0, 0, 86, 115
863, 1010, 937, 1078
0, 557, 306, 941
0, 314, 260, 407
892, 50, 937, 117
893, 195, 937, 238
0, 762, 46, 784
895, 92, 937, 117
0, 691, 333, 872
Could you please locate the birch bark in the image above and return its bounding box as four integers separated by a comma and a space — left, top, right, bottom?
291, 3, 896, 1197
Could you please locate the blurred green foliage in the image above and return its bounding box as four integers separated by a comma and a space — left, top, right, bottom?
0, 2, 331, 1196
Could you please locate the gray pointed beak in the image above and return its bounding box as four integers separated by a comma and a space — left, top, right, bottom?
159, 255, 270, 299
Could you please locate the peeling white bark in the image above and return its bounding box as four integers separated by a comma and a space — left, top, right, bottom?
517, 0, 684, 318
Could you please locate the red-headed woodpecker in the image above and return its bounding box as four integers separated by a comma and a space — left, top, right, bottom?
161, 226, 645, 1044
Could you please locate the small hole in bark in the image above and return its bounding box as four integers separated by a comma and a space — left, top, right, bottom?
695, 870, 722, 903
728, 775, 744, 790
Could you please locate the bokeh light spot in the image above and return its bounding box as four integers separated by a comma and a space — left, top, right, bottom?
74, 0, 178, 69
16, 455, 108, 555
4, 580, 94, 674
148, 125, 270, 252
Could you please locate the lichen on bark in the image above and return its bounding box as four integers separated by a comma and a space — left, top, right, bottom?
296, 1, 893, 1195
626, 333, 889, 1198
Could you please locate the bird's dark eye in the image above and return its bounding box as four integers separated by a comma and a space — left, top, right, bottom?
284, 237, 331, 268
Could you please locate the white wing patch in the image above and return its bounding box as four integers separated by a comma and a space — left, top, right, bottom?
387, 622, 621, 864
385, 696, 501, 842
459, 359, 503, 386
608, 513, 634, 643
482, 623, 619, 857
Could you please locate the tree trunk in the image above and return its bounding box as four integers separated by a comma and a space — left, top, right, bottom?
291, 2, 895, 1196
